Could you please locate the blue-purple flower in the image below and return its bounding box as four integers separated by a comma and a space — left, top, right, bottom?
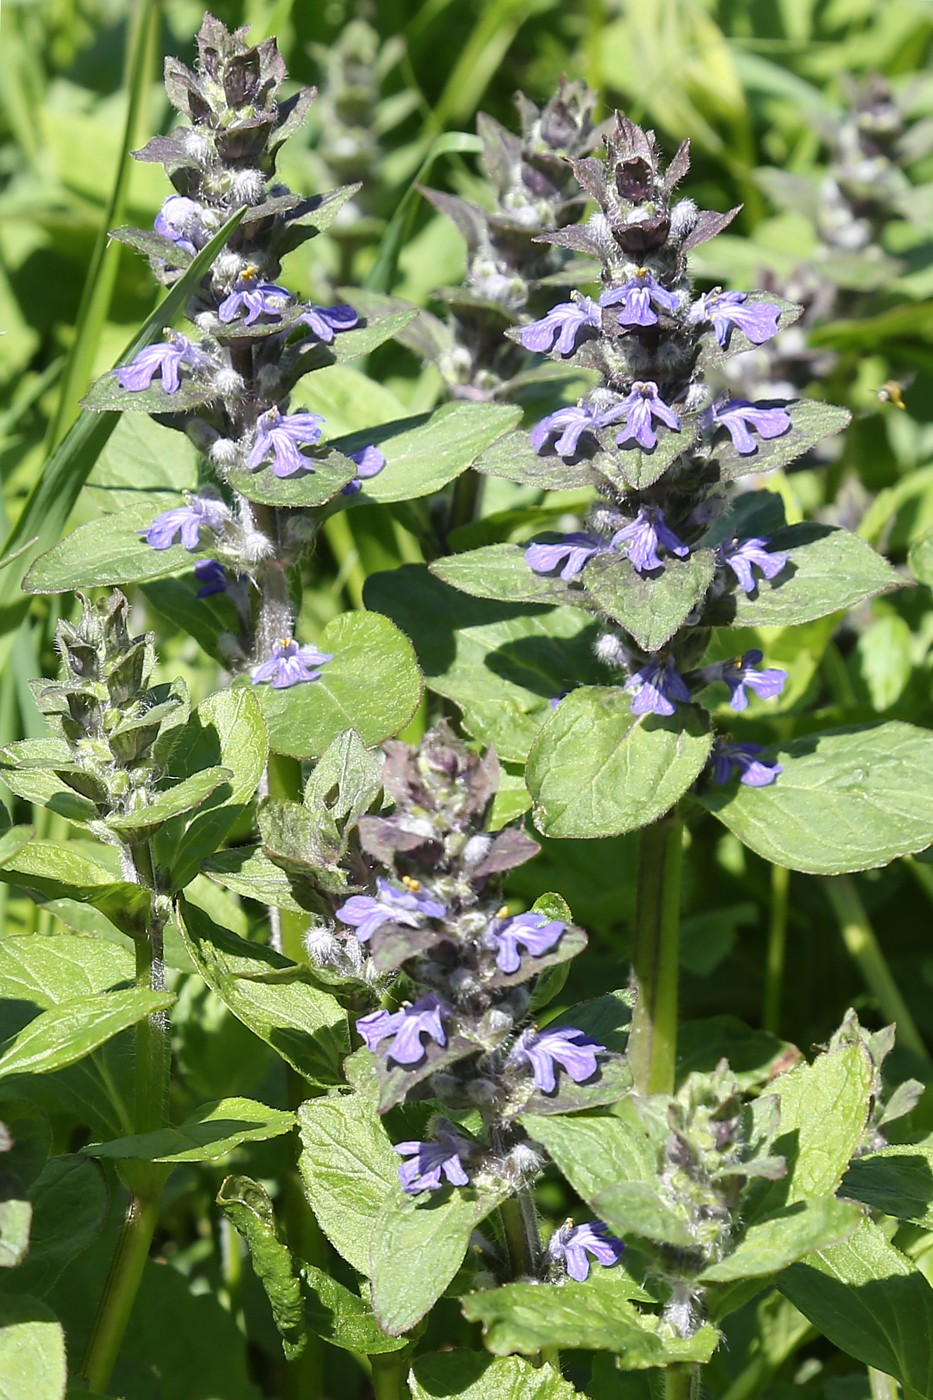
709, 740, 782, 787
395, 1130, 472, 1195
615, 381, 681, 451
116, 333, 211, 394
690, 290, 781, 348
701, 649, 786, 712
356, 994, 447, 1067
251, 638, 332, 689
336, 877, 446, 945
218, 268, 292, 324
193, 559, 228, 599
547, 1219, 625, 1282
626, 657, 692, 717
298, 303, 359, 343
530, 398, 624, 458
247, 407, 325, 477
707, 399, 791, 456
525, 532, 607, 581
520, 296, 601, 356
341, 445, 386, 496
153, 195, 205, 256
508, 1025, 605, 1094
484, 911, 565, 975
612, 507, 690, 574
600, 269, 680, 328
717, 538, 789, 594
143, 493, 229, 550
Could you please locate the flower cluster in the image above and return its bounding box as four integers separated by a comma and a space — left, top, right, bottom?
417, 82, 601, 401
105, 16, 387, 688
497, 114, 820, 786
286, 723, 626, 1279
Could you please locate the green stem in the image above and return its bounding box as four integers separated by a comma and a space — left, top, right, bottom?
629, 815, 684, 1096
763, 864, 790, 1034
81, 843, 169, 1392
498, 1190, 539, 1279
371, 1353, 408, 1400
664, 1364, 700, 1400
81, 1190, 162, 1394
824, 876, 928, 1060
868, 1367, 900, 1400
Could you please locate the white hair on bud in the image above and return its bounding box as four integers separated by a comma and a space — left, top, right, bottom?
590, 505, 623, 535
505, 1142, 544, 1183
448, 967, 482, 998
209, 437, 239, 467
231, 169, 265, 204
462, 834, 492, 867
669, 197, 698, 240
213, 367, 244, 400
595, 632, 629, 668
684, 381, 712, 414
213, 251, 243, 284
194, 311, 218, 332
240, 529, 274, 564
304, 926, 342, 966
182, 129, 214, 164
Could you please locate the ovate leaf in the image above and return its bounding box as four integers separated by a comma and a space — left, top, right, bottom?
24, 504, 216, 593
526, 688, 712, 838
84, 1098, 295, 1163
699, 722, 933, 874
0, 988, 173, 1080
411, 1352, 579, 1400
0, 1294, 67, 1400
699, 1198, 861, 1283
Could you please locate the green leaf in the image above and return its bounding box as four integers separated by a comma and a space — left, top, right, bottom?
751, 1038, 872, 1220
779, 1220, 933, 1394
153, 688, 268, 890
0, 827, 34, 867
841, 1144, 933, 1227
254, 611, 422, 760
698, 722, 933, 874
365, 566, 600, 764
217, 1174, 307, 1361
601, 420, 701, 492
302, 1264, 408, 1355
84, 1098, 294, 1163
908, 526, 933, 587
521, 1101, 657, 1206
584, 551, 717, 652
330, 307, 418, 361
410, 1352, 579, 1400
593, 1181, 697, 1248
202, 845, 313, 914
370, 1185, 508, 1335
431, 543, 576, 608
6, 1156, 108, 1299
461, 1279, 720, 1365
333, 401, 521, 503
0, 1102, 49, 1269
718, 525, 901, 628
296, 1091, 401, 1276
0, 841, 151, 939
0, 742, 100, 827
177, 900, 349, 1087
713, 400, 851, 483
303, 728, 382, 832
699, 1199, 861, 1284
225, 448, 357, 508
81, 368, 217, 415
473, 429, 595, 490
0, 1294, 67, 1400
526, 688, 713, 838
0, 987, 174, 1080
106, 765, 233, 838
678, 1017, 793, 1091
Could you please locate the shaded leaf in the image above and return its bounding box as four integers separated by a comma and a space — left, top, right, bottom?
216, 1174, 306, 1361
85, 1098, 294, 1163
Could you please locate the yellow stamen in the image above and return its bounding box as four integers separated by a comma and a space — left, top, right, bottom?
635, 266, 649, 278
240, 264, 258, 283
496, 904, 509, 920
278, 637, 293, 649
401, 875, 421, 892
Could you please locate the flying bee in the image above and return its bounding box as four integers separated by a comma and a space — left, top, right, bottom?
877, 375, 914, 410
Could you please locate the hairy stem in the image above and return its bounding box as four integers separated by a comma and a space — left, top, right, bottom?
664, 1364, 701, 1400
629, 815, 684, 1096
824, 876, 927, 1060
763, 864, 790, 1034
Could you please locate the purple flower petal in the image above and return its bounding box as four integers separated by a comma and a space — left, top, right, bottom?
525, 533, 606, 581
708, 399, 791, 456
717, 538, 789, 594
548, 1220, 625, 1281
709, 740, 782, 787
611, 508, 690, 574
615, 382, 681, 451
691, 290, 781, 348
485, 912, 565, 975
520, 296, 601, 356
508, 1025, 605, 1094
251, 638, 332, 689
626, 657, 691, 716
